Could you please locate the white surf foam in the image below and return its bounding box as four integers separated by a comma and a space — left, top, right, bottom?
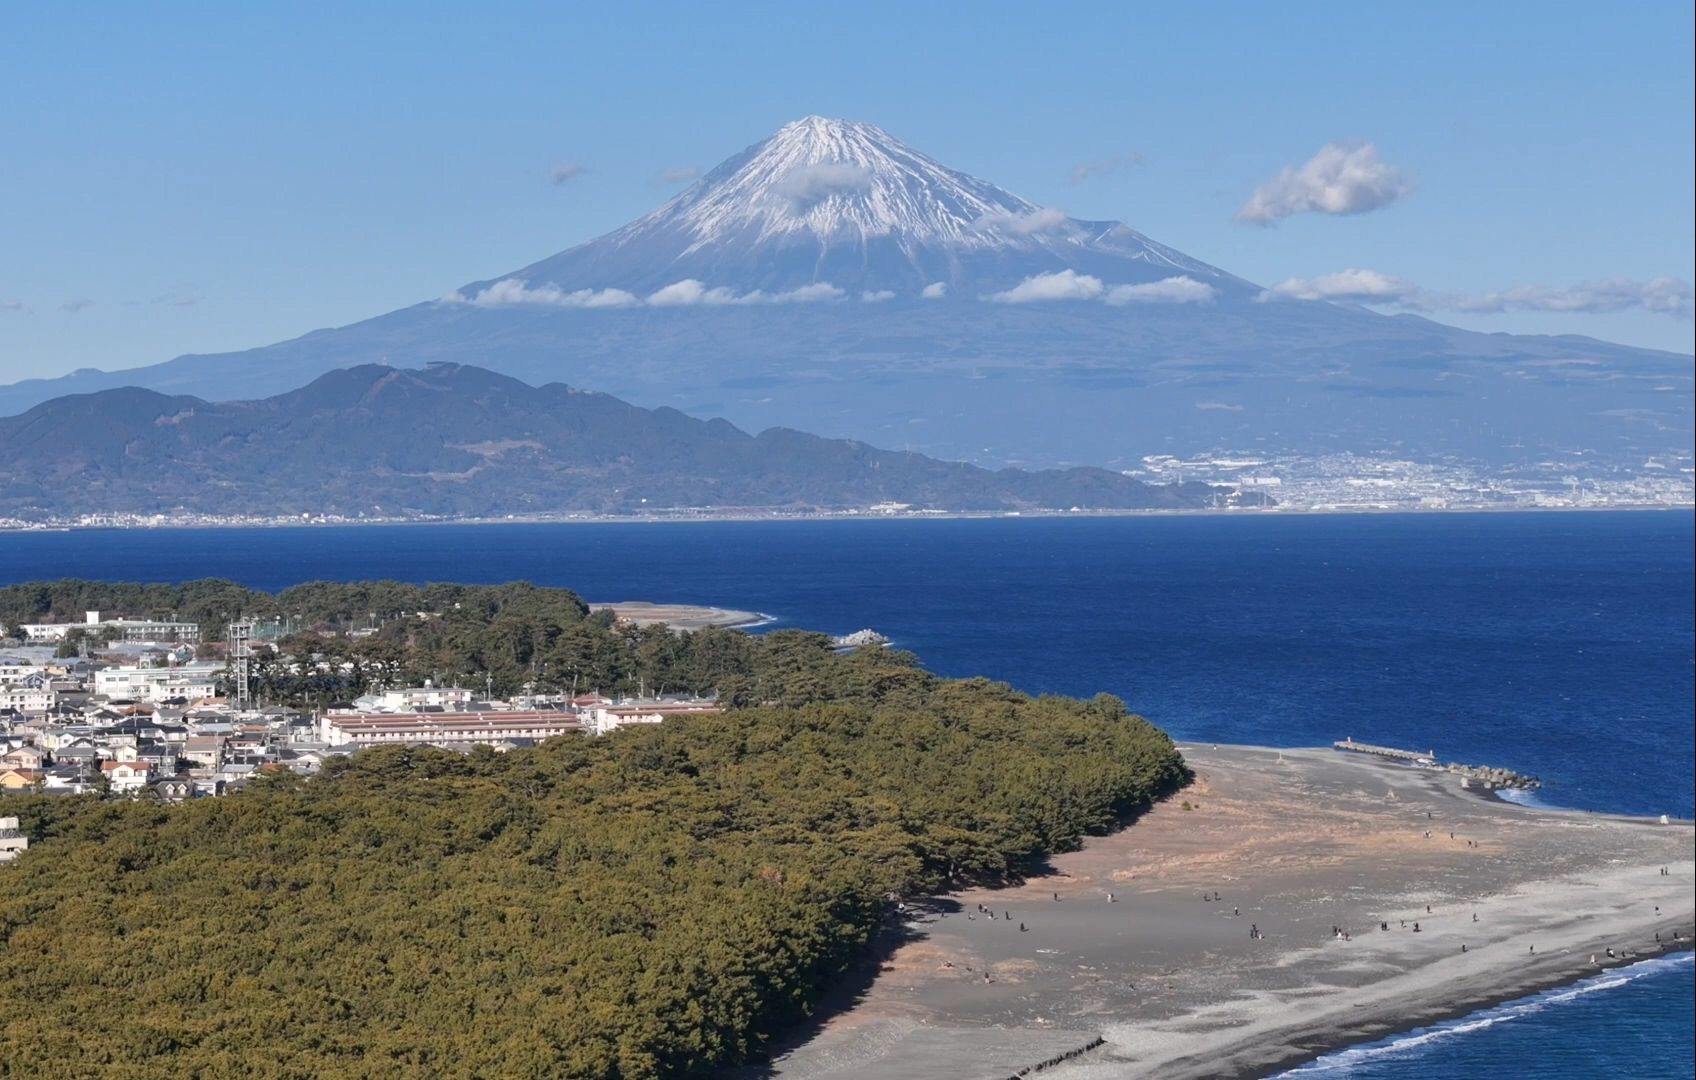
1275, 951, 1694, 1075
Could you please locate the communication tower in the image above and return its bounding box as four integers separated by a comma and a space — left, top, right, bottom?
227, 621, 254, 708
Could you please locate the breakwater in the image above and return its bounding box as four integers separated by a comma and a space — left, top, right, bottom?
1334, 738, 1542, 791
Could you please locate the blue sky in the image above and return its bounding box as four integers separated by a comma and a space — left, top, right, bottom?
1, 1, 1691, 382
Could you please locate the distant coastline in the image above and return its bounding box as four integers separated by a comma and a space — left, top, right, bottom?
2, 502, 1692, 534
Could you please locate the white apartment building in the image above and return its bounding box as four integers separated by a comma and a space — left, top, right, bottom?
0, 816, 27, 864
94, 662, 222, 703
22, 611, 200, 645
346, 686, 476, 713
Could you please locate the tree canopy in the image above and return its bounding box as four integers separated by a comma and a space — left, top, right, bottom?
0, 580, 1187, 1078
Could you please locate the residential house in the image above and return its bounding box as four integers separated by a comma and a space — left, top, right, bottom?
101, 760, 153, 794
0, 768, 45, 792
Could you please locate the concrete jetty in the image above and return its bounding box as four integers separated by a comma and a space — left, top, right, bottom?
1333, 737, 1541, 791
1333, 738, 1437, 765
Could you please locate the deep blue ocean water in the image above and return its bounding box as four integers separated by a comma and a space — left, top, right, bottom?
2, 510, 1691, 1076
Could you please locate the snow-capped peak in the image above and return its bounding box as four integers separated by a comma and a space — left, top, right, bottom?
499, 116, 1235, 296
619, 116, 1072, 251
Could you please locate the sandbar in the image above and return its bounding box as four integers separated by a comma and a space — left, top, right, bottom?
754, 744, 1695, 1079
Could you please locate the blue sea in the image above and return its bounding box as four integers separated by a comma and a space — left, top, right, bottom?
2, 510, 1691, 1077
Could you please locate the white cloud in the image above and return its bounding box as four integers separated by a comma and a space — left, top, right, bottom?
1238, 142, 1413, 224
1070, 153, 1145, 184
989, 270, 1105, 303
1105, 276, 1217, 305
655, 166, 701, 185
920, 282, 948, 300
647, 278, 844, 306
762, 282, 846, 304
1261, 268, 1416, 303
775, 162, 872, 203
1445, 277, 1693, 318
446, 279, 639, 309
974, 207, 1068, 235
862, 289, 896, 302
647, 279, 739, 306
1261, 269, 1692, 319
1195, 401, 1245, 412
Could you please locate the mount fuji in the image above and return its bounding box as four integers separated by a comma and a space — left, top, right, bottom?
4, 116, 1688, 471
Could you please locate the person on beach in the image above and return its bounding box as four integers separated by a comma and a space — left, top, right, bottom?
1413, 922, 1421, 932
1108, 893, 1116, 903
1234, 907, 1240, 917
1053, 892, 1059, 902
1020, 922, 1027, 932
1461, 945, 1467, 953
1529, 945, 1535, 954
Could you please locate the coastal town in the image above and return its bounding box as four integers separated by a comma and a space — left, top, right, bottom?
0, 606, 724, 860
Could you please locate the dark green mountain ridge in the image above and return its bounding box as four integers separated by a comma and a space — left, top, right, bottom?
0, 363, 1229, 517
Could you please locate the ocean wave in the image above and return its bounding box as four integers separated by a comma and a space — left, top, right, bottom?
1276, 952, 1695, 1075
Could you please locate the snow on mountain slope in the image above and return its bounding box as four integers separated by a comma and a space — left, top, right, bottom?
472, 116, 1243, 299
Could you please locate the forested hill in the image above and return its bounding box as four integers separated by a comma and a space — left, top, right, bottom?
0, 580, 1189, 1077
0, 363, 1232, 518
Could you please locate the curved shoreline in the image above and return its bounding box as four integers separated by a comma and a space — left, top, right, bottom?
1250, 949, 1695, 1079
758, 744, 1695, 1080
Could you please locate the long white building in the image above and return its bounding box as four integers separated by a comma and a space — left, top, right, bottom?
94, 662, 221, 703
320, 710, 585, 748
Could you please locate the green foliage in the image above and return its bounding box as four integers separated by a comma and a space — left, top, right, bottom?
0, 581, 1189, 1078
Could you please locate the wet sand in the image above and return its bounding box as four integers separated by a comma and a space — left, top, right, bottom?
588, 601, 769, 631
757, 745, 1695, 1079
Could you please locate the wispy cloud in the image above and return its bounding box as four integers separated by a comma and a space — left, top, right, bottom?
1105, 276, 1217, 305
991, 271, 1217, 306
61, 299, 95, 313
0, 299, 25, 313
775, 162, 872, 204
1261, 268, 1415, 302
151, 288, 197, 307
655, 166, 701, 185
1238, 142, 1413, 224
1260, 269, 1693, 318
989, 269, 1105, 303
1195, 401, 1245, 412
647, 279, 846, 307
974, 207, 1068, 235
445, 278, 851, 310
447, 280, 639, 309
1069, 152, 1145, 184
920, 282, 948, 300
549, 161, 589, 185
1444, 277, 1693, 317
861, 289, 896, 302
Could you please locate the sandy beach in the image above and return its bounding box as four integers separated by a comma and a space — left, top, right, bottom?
588, 601, 770, 631
752, 744, 1695, 1079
